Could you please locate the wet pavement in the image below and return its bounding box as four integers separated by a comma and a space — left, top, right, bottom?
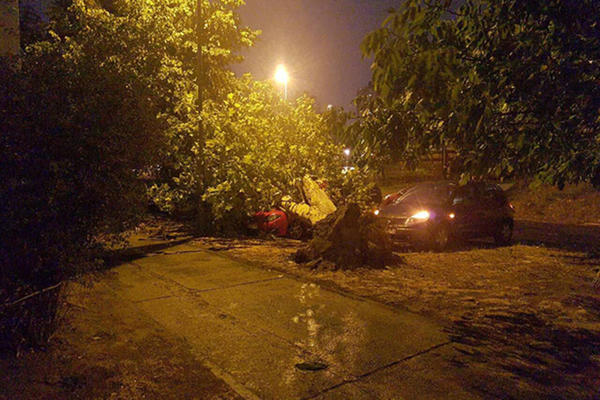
107, 241, 480, 399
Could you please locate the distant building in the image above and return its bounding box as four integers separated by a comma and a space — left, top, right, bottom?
0, 0, 20, 57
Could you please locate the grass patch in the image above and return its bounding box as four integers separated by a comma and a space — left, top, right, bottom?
509, 182, 600, 225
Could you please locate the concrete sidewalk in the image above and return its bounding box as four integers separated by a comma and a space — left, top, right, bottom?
108, 241, 480, 399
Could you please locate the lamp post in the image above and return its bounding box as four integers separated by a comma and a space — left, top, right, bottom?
274, 64, 289, 100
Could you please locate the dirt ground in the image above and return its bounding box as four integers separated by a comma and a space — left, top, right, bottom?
0, 276, 242, 400
3, 212, 600, 399
196, 234, 600, 400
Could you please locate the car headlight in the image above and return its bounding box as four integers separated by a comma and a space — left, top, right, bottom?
406, 210, 430, 225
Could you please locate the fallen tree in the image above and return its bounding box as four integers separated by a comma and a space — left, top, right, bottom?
294, 203, 397, 270
281, 176, 337, 226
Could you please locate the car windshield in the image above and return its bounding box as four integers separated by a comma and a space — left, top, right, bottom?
395, 183, 453, 206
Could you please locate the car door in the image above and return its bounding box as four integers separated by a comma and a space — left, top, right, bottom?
450, 184, 483, 237
480, 184, 507, 233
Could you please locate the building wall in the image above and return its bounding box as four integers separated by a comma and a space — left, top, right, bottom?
0, 0, 20, 57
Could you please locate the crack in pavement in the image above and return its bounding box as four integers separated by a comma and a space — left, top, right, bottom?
128, 263, 242, 311
131, 260, 285, 295
159, 250, 211, 255
133, 295, 174, 304
354, 341, 453, 380
192, 276, 285, 293
300, 341, 453, 400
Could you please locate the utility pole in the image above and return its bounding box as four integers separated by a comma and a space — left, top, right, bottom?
196, 0, 209, 229
196, 0, 206, 185
197, 0, 203, 116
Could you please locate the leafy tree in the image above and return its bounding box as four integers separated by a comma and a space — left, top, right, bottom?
150, 75, 376, 232
348, 86, 426, 175
322, 105, 349, 146
362, 0, 600, 187
1, 0, 375, 301
1, 0, 258, 289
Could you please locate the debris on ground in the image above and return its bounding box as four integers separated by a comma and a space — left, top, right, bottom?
250, 176, 336, 239
294, 203, 397, 269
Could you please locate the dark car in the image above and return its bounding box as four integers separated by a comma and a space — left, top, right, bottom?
375, 181, 515, 250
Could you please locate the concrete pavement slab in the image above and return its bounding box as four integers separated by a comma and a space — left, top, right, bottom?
353, 345, 480, 399
133, 245, 279, 292
309, 384, 379, 400
108, 244, 477, 399
132, 295, 361, 399
199, 278, 447, 377
107, 263, 176, 303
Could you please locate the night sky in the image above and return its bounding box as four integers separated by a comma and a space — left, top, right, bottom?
233, 0, 400, 110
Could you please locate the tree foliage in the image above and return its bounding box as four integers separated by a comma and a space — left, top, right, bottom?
1, 0, 259, 289
362, 0, 600, 187
151, 75, 375, 232
347, 86, 427, 173
2, 0, 373, 295
321, 105, 350, 146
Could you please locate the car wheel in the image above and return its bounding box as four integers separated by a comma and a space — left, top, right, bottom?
430, 224, 451, 251
494, 219, 513, 245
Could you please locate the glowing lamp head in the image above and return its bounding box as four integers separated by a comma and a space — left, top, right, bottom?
374, 209, 380, 216
274, 64, 289, 84
343, 148, 351, 157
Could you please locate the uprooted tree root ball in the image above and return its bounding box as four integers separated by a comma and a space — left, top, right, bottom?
294, 203, 402, 270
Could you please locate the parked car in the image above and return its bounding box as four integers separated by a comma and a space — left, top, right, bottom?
375, 181, 515, 250
252, 210, 288, 237
251, 209, 311, 239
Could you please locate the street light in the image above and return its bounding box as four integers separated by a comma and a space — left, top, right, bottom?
274, 64, 289, 100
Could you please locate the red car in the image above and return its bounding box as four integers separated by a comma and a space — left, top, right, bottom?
253, 210, 288, 236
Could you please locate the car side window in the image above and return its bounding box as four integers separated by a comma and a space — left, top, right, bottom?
452, 186, 475, 205
482, 185, 505, 207
452, 193, 465, 205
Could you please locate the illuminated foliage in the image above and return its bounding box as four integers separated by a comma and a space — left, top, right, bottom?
1, 0, 377, 294
1, 0, 259, 286
151, 75, 375, 232
362, 0, 600, 187
347, 87, 426, 174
